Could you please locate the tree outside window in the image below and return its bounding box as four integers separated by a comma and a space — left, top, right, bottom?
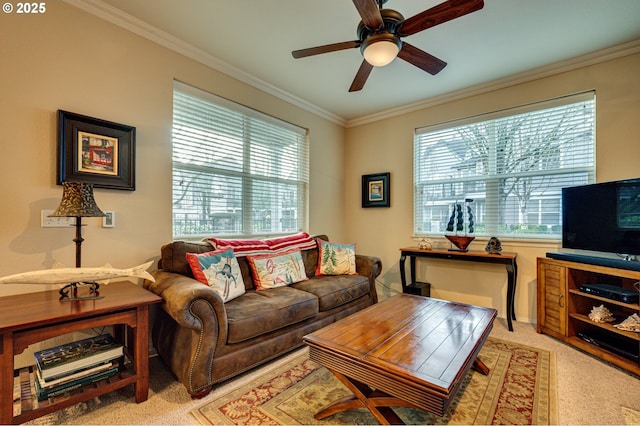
414, 93, 595, 239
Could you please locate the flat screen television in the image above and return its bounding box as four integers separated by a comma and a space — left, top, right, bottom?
562, 178, 640, 258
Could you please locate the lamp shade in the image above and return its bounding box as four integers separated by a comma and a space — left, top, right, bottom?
362, 33, 401, 67
50, 182, 106, 218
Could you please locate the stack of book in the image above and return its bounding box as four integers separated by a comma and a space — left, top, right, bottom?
33, 334, 123, 401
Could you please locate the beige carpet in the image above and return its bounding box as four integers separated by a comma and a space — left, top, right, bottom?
22, 321, 638, 425
191, 337, 557, 425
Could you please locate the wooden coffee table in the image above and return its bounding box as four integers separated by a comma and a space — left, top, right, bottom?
303, 294, 497, 425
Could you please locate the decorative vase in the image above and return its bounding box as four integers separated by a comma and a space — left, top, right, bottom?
445, 235, 475, 252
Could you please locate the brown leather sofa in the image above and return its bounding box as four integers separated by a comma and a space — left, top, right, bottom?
143, 235, 382, 397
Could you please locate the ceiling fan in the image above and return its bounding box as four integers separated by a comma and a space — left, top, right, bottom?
291, 0, 484, 92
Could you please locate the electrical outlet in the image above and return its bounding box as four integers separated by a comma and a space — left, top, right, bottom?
41, 210, 76, 228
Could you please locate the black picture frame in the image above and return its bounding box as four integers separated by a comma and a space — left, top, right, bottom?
57, 110, 136, 190
362, 172, 390, 208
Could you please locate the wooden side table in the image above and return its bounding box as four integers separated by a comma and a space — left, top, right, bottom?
0, 281, 162, 424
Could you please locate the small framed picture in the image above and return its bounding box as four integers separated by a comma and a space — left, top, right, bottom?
57, 110, 136, 190
102, 211, 115, 228
362, 172, 390, 208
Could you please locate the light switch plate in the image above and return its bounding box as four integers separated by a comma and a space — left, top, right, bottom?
102, 211, 115, 228
41, 210, 76, 228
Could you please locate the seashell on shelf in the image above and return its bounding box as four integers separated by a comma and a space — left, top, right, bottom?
418, 238, 432, 250
411, 236, 433, 250
613, 313, 640, 332
588, 304, 615, 323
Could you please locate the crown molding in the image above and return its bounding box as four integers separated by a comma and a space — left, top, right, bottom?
346, 39, 640, 128
63, 1, 638, 129
63, 0, 347, 127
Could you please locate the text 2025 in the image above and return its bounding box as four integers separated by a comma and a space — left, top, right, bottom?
17, 2, 46, 13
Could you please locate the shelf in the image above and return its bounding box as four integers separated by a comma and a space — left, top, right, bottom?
538, 257, 640, 376
13, 364, 135, 423
1, 282, 162, 424
568, 289, 639, 310
566, 336, 640, 376
569, 313, 640, 341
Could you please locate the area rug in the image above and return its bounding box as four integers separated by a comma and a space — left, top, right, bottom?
191, 337, 558, 425
622, 406, 640, 425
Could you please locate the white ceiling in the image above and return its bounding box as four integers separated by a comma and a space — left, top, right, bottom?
82, 0, 640, 124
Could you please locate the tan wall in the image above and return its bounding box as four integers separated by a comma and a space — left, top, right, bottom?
0, 2, 346, 298
1, 2, 638, 331
345, 53, 640, 325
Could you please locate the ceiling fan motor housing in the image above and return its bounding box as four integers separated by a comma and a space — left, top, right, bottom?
357, 8, 404, 63
357, 8, 404, 41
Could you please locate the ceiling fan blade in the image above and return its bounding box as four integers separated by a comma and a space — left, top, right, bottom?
349, 60, 374, 92
292, 40, 360, 59
398, 0, 484, 37
397, 42, 447, 75
352, 0, 384, 30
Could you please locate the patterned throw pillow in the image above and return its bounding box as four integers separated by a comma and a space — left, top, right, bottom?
186, 248, 246, 302
316, 239, 357, 276
247, 249, 308, 290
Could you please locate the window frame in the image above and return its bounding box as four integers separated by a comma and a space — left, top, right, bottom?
172, 81, 310, 240
413, 91, 596, 241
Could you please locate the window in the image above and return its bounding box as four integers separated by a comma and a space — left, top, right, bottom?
414, 92, 595, 240
172, 82, 309, 238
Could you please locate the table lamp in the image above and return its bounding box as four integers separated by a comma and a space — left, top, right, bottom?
49, 181, 105, 268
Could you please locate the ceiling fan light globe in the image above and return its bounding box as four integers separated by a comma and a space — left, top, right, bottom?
361, 33, 401, 67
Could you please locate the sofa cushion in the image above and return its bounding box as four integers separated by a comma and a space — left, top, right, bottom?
159, 240, 215, 277
316, 239, 357, 276
247, 249, 308, 290
185, 248, 246, 302
291, 275, 370, 312
224, 287, 319, 344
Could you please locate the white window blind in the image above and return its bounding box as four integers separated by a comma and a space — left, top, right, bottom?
172, 82, 309, 238
414, 92, 595, 240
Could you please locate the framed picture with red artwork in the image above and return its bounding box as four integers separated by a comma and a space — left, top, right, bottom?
57, 110, 136, 190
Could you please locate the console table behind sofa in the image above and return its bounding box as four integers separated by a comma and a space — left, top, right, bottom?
399, 247, 517, 331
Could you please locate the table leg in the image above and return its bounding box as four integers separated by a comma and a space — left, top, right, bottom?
400, 254, 431, 296
511, 260, 518, 320
505, 261, 517, 332
399, 254, 407, 291
473, 358, 490, 375
134, 305, 150, 403
410, 256, 417, 287
316, 369, 418, 425
0, 333, 13, 424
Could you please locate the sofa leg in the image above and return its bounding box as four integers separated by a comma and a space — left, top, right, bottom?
190, 386, 213, 399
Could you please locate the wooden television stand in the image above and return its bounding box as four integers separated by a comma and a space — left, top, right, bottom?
537, 256, 640, 376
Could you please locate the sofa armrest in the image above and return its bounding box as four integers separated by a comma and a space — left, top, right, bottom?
144, 270, 231, 394
355, 254, 382, 303
144, 270, 229, 354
